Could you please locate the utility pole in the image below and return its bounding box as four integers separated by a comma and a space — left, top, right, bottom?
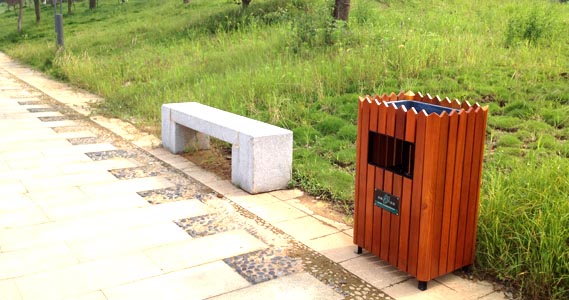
53, 0, 64, 48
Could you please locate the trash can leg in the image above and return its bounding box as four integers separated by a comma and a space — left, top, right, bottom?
418, 281, 427, 291
355, 246, 363, 254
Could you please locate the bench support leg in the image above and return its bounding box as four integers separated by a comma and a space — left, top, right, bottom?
162, 107, 209, 153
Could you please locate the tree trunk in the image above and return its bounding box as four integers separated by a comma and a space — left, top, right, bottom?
183, 0, 190, 3
34, 0, 40, 23
17, 0, 24, 33
242, 0, 251, 9
68, 0, 72, 14
89, 0, 96, 9
333, 0, 350, 22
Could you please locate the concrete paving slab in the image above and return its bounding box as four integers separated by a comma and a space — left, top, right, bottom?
340, 254, 411, 289
0, 242, 77, 279
145, 229, 268, 272
15, 252, 162, 300
304, 231, 360, 263
63, 291, 108, 300
104, 261, 250, 300
243, 200, 307, 224
273, 215, 339, 242
209, 272, 343, 300
0, 279, 22, 300
67, 222, 190, 262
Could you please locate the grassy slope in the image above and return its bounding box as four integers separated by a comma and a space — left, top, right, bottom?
0, 0, 568, 298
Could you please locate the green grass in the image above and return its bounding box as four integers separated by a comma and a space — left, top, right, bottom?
0, 0, 568, 298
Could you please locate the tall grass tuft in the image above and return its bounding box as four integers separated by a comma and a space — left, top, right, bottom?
478, 151, 569, 299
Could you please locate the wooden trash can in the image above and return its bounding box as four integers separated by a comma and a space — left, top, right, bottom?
353, 91, 488, 290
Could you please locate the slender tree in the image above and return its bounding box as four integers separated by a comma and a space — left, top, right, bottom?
34, 0, 41, 23
89, 0, 96, 9
17, 0, 24, 33
242, 0, 251, 8
183, 0, 190, 3
68, 0, 73, 14
332, 0, 350, 21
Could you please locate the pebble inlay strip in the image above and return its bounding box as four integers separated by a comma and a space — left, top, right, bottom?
67, 137, 99, 145
38, 116, 71, 122
109, 165, 169, 180
224, 248, 303, 285
137, 186, 210, 205
85, 150, 136, 161
52, 126, 91, 133
18, 100, 43, 105
27, 107, 56, 113
175, 214, 243, 237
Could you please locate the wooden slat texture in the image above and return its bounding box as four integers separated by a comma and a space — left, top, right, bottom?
388, 107, 407, 266
469, 107, 489, 260
355, 97, 371, 246
416, 113, 441, 281
397, 108, 417, 271
463, 107, 488, 264
380, 104, 397, 261
407, 111, 428, 276
372, 102, 389, 256
455, 107, 476, 268
439, 110, 459, 274
446, 110, 468, 273
430, 112, 450, 279
364, 100, 380, 250
354, 97, 364, 245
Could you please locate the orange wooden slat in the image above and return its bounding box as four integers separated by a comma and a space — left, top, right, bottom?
388, 107, 407, 266
439, 110, 459, 274
398, 108, 417, 271
380, 104, 397, 261
446, 110, 469, 273
354, 97, 364, 245
416, 113, 441, 281
454, 108, 476, 268
469, 107, 489, 261
355, 97, 372, 247
463, 107, 489, 265
407, 111, 428, 276
365, 100, 380, 250
430, 112, 450, 279
372, 102, 389, 256
381, 170, 394, 261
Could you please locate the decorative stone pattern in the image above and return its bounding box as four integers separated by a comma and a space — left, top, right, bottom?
224, 248, 303, 285
38, 116, 71, 122
85, 150, 136, 161
137, 186, 211, 205
175, 214, 243, 238
27, 107, 56, 113
18, 100, 43, 105
67, 137, 99, 145
109, 165, 169, 180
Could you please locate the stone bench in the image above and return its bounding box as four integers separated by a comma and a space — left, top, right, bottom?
161, 102, 293, 194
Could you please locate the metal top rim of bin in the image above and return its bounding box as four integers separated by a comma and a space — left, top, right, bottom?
359, 91, 488, 117
386, 100, 461, 116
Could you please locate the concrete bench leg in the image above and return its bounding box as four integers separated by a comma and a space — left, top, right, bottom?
232, 134, 292, 194
162, 109, 209, 153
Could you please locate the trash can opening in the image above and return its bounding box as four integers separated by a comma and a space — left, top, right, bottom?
368, 131, 414, 178
388, 100, 460, 115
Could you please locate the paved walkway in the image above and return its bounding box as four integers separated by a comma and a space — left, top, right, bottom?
0, 52, 506, 300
